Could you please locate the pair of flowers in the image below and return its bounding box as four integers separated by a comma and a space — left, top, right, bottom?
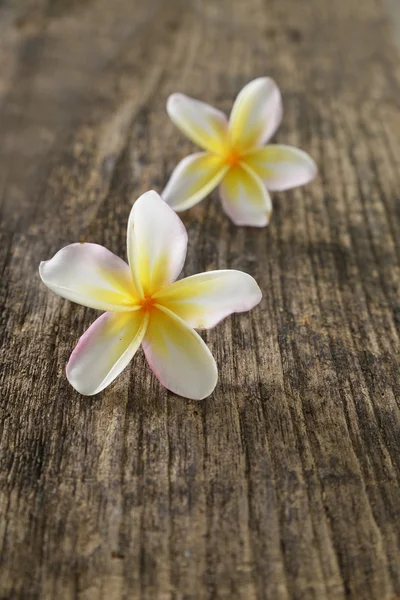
40, 77, 317, 400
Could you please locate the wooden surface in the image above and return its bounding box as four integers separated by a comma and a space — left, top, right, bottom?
1, 0, 400, 598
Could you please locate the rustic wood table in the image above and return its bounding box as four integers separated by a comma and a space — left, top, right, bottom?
1, 0, 400, 598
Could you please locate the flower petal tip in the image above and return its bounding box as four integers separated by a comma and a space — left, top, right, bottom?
230, 214, 271, 228
166, 92, 185, 113
134, 189, 162, 208
251, 280, 263, 307
133, 189, 188, 224
38, 260, 46, 277
250, 76, 280, 94
310, 157, 318, 180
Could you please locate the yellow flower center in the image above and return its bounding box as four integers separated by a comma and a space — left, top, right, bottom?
223, 145, 242, 168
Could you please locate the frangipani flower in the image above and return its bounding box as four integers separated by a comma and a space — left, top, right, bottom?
39, 191, 262, 400
162, 77, 317, 227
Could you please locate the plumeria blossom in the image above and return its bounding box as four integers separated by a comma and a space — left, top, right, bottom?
39, 191, 262, 400
162, 77, 317, 227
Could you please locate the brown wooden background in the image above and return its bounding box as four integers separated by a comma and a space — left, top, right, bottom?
1, 0, 400, 598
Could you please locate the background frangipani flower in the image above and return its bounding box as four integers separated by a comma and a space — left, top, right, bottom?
39, 191, 262, 400
162, 77, 317, 227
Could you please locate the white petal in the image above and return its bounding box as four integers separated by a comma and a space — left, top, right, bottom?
229, 77, 282, 150
244, 145, 317, 190
162, 152, 229, 211
142, 306, 218, 400
39, 243, 139, 311
127, 191, 188, 297
154, 270, 262, 329
167, 93, 229, 154
219, 164, 272, 227
67, 310, 149, 396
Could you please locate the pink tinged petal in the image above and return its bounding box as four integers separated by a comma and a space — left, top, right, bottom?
162, 152, 229, 211
154, 270, 262, 329
66, 310, 149, 396
219, 164, 272, 227
229, 77, 282, 151
127, 191, 188, 297
244, 145, 317, 191
39, 243, 140, 311
167, 93, 229, 154
142, 306, 218, 400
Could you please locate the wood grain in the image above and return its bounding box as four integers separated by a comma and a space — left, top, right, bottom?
1, 0, 400, 598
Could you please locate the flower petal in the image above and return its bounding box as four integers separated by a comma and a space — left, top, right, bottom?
244, 145, 317, 191
229, 77, 282, 150
154, 270, 262, 329
162, 152, 228, 211
167, 93, 229, 154
127, 191, 188, 297
142, 306, 218, 400
39, 243, 140, 311
219, 164, 272, 227
67, 310, 149, 396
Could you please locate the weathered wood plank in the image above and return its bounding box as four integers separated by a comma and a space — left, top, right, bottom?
1, 0, 400, 598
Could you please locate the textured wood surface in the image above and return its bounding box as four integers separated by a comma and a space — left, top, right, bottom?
1, 0, 400, 598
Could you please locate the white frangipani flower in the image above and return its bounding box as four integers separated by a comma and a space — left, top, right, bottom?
162, 77, 317, 227
39, 191, 262, 400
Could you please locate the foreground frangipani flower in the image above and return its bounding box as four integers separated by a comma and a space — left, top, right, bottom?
162, 77, 317, 227
39, 191, 262, 399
